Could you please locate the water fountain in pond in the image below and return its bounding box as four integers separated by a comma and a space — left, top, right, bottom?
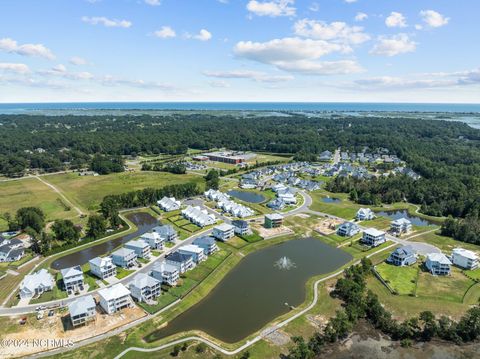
275, 256, 296, 270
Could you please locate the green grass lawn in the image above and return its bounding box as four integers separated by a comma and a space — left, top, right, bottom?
416, 267, 474, 303
464, 268, 480, 282
375, 262, 419, 295
116, 267, 135, 279
239, 231, 263, 243
29, 281, 68, 304
409, 231, 480, 253
0, 252, 35, 270
224, 236, 248, 249
0, 177, 76, 230
137, 293, 178, 315
45, 171, 205, 211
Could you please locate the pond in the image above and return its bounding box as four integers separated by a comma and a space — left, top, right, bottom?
145, 237, 352, 344
51, 212, 159, 270
322, 197, 341, 203
227, 190, 266, 204
375, 209, 436, 227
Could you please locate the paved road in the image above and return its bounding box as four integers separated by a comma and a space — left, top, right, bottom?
333, 148, 341, 165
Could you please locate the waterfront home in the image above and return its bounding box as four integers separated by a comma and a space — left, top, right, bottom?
165, 252, 195, 274
89, 256, 117, 280
231, 220, 250, 236
178, 244, 206, 263
157, 196, 181, 212
387, 246, 417, 266
451, 248, 479, 270
68, 295, 96, 327
182, 206, 216, 227
151, 261, 179, 286
361, 228, 386, 247
217, 199, 254, 218
356, 208, 375, 221
125, 239, 151, 259
425, 253, 452, 275
390, 218, 413, 235
264, 213, 284, 229
129, 273, 161, 302
193, 236, 218, 255
212, 223, 235, 242
152, 225, 178, 242
98, 283, 132, 314
60, 265, 84, 292
140, 232, 164, 250
0, 238, 25, 262
204, 189, 230, 202
337, 222, 360, 237
19, 269, 54, 299
111, 247, 137, 268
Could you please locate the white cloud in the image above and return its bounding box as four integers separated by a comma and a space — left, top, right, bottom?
385, 12, 407, 28
294, 19, 370, 45
203, 69, 294, 82
420, 10, 449, 28
154, 26, 176, 39
415, 24, 423, 30
0, 38, 55, 60
0, 62, 30, 74
246, 0, 296, 17
100, 75, 177, 90
355, 12, 368, 22
272, 59, 363, 75
38, 64, 94, 80
209, 80, 230, 88
370, 34, 416, 56
81, 16, 132, 28
309, 2, 319, 12
69, 56, 89, 66
145, 0, 161, 5
344, 0, 357, 3
186, 29, 212, 41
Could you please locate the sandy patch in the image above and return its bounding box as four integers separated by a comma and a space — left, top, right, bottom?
314, 218, 343, 235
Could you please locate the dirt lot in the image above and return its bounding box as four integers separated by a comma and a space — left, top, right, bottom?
315, 218, 343, 235
0, 306, 146, 358
254, 224, 294, 239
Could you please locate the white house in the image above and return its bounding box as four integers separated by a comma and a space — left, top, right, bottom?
212, 223, 235, 242
151, 261, 179, 286
425, 253, 452, 275
152, 225, 178, 242
129, 273, 161, 302
451, 248, 479, 270
98, 283, 132, 314
356, 208, 375, 221
125, 239, 151, 259
19, 269, 54, 299
68, 295, 96, 327
390, 218, 412, 235
178, 244, 205, 263
89, 256, 117, 280
60, 265, 84, 292
157, 197, 181, 212
111, 247, 137, 268
337, 222, 360, 237
165, 252, 194, 274
0, 238, 25, 262
277, 188, 297, 204
361, 228, 386, 247
193, 236, 218, 255
182, 206, 216, 227
140, 232, 164, 250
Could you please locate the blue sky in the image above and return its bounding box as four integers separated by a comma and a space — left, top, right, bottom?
0, 0, 478, 103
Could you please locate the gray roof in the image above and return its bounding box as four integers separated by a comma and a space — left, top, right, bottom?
130, 273, 160, 289
166, 251, 192, 263
60, 265, 83, 279
153, 225, 177, 236
112, 247, 136, 257
193, 236, 216, 246
231, 220, 249, 229
68, 295, 96, 317
391, 245, 415, 258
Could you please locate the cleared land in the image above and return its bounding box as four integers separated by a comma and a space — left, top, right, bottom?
375, 262, 418, 295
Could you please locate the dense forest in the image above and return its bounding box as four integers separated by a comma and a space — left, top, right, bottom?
1, 113, 480, 221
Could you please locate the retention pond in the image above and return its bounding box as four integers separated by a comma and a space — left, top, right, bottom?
227, 190, 266, 203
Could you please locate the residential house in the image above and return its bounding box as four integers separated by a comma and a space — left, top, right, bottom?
89, 256, 117, 280
111, 247, 137, 268
178, 244, 206, 263
152, 225, 178, 243
125, 239, 151, 259
425, 253, 452, 275
151, 261, 179, 286
337, 222, 360, 237
390, 218, 412, 235
267, 198, 286, 210
264, 213, 284, 228
19, 269, 54, 299
231, 220, 250, 236
98, 283, 132, 314
140, 232, 164, 250
318, 150, 333, 162
129, 273, 161, 302
182, 206, 216, 227
0, 238, 24, 262
212, 223, 235, 242
277, 188, 297, 204
361, 228, 386, 247
68, 295, 96, 327
193, 236, 219, 255
356, 208, 375, 221
165, 252, 194, 274
60, 265, 84, 292
387, 246, 417, 266
157, 196, 181, 212
451, 248, 479, 270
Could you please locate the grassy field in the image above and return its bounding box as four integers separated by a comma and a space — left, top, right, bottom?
45, 172, 205, 211
464, 268, 480, 282
416, 267, 474, 303
0, 258, 39, 305
0, 177, 76, 230
409, 231, 480, 253
375, 262, 418, 295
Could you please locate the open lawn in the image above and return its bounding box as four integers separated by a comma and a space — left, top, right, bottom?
416, 267, 474, 303
0, 177, 76, 230
224, 236, 248, 249
45, 172, 204, 211
464, 268, 480, 282
409, 231, 480, 253
116, 267, 135, 280
375, 262, 419, 295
